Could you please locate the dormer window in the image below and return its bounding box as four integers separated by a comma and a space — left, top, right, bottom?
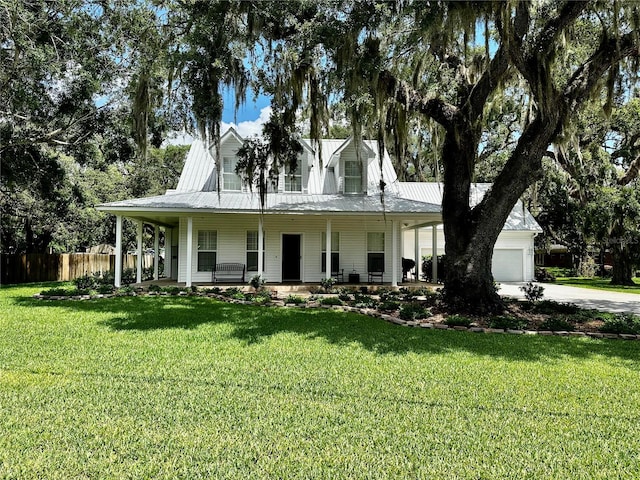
284, 162, 302, 192
222, 157, 242, 191
344, 159, 362, 194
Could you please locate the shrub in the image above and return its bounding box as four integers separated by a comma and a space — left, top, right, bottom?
520, 282, 544, 302
338, 292, 353, 302
252, 294, 272, 305
116, 286, 135, 295
320, 277, 336, 292
539, 316, 575, 332
532, 300, 580, 315
488, 316, 527, 330
320, 296, 342, 306
222, 287, 243, 297
599, 313, 640, 335
96, 284, 115, 294
285, 295, 306, 305
94, 271, 115, 286
249, 275, 265, 290
378, 300, 400, 312
40, 287, 71, 297
445, 315, 472, 327
378, 290, 401, 302
74, 274, 97, 291
399, 302, 430, 320
535, 267, 556, 283
148, 284, 162, 293
353, 293, 378, 308
121, 268, 136, 285
162, 286, 183, 296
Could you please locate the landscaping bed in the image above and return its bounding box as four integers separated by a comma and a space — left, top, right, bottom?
34, 280, 640, 340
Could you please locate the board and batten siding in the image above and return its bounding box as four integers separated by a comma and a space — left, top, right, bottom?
177, 214, 403, 284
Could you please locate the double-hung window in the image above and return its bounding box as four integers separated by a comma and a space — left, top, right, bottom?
222, 157, 242, 191
344, 159, 362, 194
321, 231, 340, 273
246, 231, 264, 272
367, 232, 384, 273
284, 162, 302, 192
197, 230, 217, 272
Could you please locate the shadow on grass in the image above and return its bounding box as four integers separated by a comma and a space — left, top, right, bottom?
14, 293, 640, 364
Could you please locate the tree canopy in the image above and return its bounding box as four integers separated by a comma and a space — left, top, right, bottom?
168, 0, 638, 312
3, 1, 640, 313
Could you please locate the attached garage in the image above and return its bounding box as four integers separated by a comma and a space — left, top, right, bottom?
492, 249, 524, 282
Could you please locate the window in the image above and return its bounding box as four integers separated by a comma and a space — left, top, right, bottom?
197, 230, 217, 272
344, 159, 362, 194
367, 232, 384, 272
284, 162, 302, 192
222, 157, 242, 191
321, 231, 340, 273
246, 230, 264, 272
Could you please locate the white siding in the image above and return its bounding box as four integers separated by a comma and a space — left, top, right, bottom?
177, 214, 404, 284
402, 227, 536, 282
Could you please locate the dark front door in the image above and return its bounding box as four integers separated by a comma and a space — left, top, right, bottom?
282, 234, 301, 281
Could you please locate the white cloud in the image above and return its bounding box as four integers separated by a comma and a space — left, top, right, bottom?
163, 105, 272, 146
221, 106, 272, 138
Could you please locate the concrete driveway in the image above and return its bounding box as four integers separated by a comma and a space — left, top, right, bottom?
498, 282, 640, 315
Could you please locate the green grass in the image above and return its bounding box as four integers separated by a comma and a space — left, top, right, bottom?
555, 276, 640, 294
2, 283, 640, 478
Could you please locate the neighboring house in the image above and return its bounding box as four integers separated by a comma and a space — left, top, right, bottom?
98, 128, 541, 287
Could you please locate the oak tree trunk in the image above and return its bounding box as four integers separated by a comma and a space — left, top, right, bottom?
610, 245, 636, 286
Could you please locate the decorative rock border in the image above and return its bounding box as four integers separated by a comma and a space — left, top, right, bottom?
32, 291, 640, 341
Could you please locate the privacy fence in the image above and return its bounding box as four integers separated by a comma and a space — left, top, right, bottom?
1, 253, 154, 285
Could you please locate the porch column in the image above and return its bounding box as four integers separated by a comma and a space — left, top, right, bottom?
325, 219, 332, 278
164, 228, 172, 280
258, 216, 264, 277
392, 220, 398, 287
432, 225, 438, 283
136, 221, 143, 284
115, 215, 123, 288
153, 224, 159, 281
414, 228, 420, 281
186, 217, 193, 287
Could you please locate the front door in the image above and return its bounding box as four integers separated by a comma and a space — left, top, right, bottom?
282, 234, 301, 281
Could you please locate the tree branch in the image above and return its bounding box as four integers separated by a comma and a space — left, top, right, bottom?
378, 70, 459, 129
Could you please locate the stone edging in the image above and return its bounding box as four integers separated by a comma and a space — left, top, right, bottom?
32, 292, 639, 341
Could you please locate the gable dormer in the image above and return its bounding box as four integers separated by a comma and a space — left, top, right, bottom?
217, 128, 245, 192
327, 137, 375, 195
277, 139, 314, 194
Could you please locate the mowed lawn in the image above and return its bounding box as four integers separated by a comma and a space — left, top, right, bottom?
1, 285, 640, 479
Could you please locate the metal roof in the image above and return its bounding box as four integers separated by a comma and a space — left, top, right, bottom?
99, 191, 441, 215
397, 182, 542, 232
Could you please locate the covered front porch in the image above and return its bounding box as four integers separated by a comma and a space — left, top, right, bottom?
108, 212, 443, 289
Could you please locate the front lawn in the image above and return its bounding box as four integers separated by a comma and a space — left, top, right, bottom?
1, 283, 640, 478
555, 276, 640, 294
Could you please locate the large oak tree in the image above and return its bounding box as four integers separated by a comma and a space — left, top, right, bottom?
169, 1, 638, 312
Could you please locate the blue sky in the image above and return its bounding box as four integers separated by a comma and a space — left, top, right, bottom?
222, 87, 270, 124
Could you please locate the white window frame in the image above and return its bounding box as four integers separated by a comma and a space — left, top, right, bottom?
321, 231, 340, 273
222, 156, 242, 191
284, 162, 303, 192
246, 230, 265, 272
367, 232, 385, 272
344, 159, 362, 194
197, 230, 217, 272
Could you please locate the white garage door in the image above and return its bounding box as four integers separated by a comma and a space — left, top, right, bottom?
492, 249, 524, 282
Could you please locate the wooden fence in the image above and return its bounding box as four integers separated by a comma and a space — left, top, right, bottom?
1, 253, 154, 284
